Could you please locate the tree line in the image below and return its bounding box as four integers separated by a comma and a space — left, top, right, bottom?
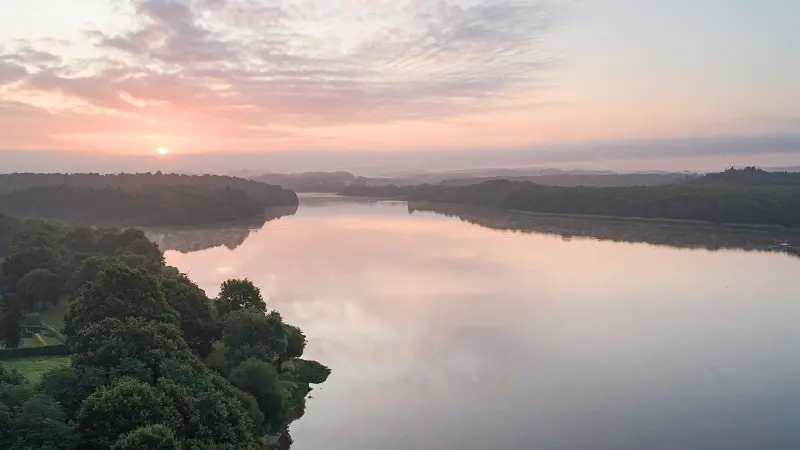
0, 185, 271, 226
342, 168, 800, 227
0, 173, 300, 226
0, 217, 329, 449
0, 172, 298, 207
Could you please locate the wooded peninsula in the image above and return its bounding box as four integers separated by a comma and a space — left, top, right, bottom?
0, 215, 328, 449
0, 173, 298, 226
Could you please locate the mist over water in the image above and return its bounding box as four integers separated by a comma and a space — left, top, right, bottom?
163, 196, 800, 450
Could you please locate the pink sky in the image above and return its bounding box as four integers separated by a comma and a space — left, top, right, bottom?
0, 0, 798, 159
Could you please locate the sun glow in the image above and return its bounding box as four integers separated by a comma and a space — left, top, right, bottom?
157, 147, 169, 155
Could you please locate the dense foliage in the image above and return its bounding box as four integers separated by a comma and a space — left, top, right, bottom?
409, 202, 800, 256
0, 172, 298, 207
0, 217, 329, 449
343, 168, 800, 227
0, 172, 299, 226
216, 278, 267, 320
0, 185, 267, 226
252, 172, 356, 193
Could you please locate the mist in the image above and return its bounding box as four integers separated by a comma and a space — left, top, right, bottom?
2, 133, 800, 176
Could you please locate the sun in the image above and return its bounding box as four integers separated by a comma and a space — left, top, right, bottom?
157, 147, 169, 155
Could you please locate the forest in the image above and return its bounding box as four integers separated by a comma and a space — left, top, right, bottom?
0, 173, 298, 206
251, 172, 356, 193
342, 168, 800, 227
0, 215, 329, 449
0, 173, 298, 226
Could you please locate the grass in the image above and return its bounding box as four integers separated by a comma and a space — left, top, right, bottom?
19, 334, 63, 348
2, 355, 71, 382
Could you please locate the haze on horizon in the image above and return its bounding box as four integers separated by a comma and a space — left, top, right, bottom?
0, 0, 799, 174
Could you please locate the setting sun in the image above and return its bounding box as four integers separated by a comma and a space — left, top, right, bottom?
157, 147, 169, 155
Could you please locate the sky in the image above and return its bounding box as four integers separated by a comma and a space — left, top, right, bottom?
0, 0, 799, 172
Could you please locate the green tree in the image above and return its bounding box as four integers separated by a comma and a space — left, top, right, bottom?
3, 394, 80, 450
229, 358, 290, 432
62, 226, 97, 254
40, 365, 108, 420
283, 324, 306, 360
118, 238, 164, 267
110, 424, 183, 450
17, 268, 63, 311
0, 246, 63, 294
222, 310, 288, 365
78, 377, 183, 449
71, 317, 195, 383
64, 264, 179, 338
215, 279, 265, 319
0, 294, 23, 348
68, 255, 117, 297
161, 275, 219, 357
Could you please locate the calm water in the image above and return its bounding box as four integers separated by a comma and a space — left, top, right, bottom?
158, 195, 800, 450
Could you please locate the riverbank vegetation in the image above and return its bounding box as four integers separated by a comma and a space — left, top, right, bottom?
343, 168, 800, 227
0, 173, 298, 226
0, 216, 328, 449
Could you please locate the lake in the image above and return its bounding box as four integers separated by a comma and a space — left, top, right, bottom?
158, 195, 800, 450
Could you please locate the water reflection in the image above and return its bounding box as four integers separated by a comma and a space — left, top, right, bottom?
410, 201, 800, 257
163, 197, 800, 450
146, 205, 297, 252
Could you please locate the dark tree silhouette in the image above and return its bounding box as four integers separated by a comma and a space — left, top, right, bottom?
0, 294, 23, 348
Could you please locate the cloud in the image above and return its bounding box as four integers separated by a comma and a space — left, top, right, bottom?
0, 0, 565, 149
0, 61, 27, 85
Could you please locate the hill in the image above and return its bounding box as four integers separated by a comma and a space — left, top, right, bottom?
251, 172, 356, 193
342, 168, 800, 227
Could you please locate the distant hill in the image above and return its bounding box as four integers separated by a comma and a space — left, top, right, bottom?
342, 168, 800, 227
251, 171, 356, 193
439, 172, 697, 187
690, 167, 800, 186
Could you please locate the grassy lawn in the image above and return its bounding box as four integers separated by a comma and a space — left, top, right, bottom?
19, 334, 63, 348
2, 355, 71, 382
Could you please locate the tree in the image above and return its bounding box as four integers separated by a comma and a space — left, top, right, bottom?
283, 324, 306, 360
62, 226, 97, 254
0, 294, 23, 348
71, 317, 196, 383
97, 229, 149, 255
0, 246, 63, 294
216, 279, 265, 319
68, 255, 117, 297
78, 378, 183, 448
118, 238, 164, 267
3, 394, 80, 450
78, 376, 257, 449
64, 264, 179, 338
222, 310, 288, 365
229, 358, 290, 432
40, 365, 107, 420
160, 275, 218, 357
16, 268, 63, 312
111, 424, 183, 450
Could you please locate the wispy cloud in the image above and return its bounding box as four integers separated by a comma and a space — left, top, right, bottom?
0, 0, 564, 150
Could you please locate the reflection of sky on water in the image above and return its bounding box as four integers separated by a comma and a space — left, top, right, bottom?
164, 197, 800, 450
